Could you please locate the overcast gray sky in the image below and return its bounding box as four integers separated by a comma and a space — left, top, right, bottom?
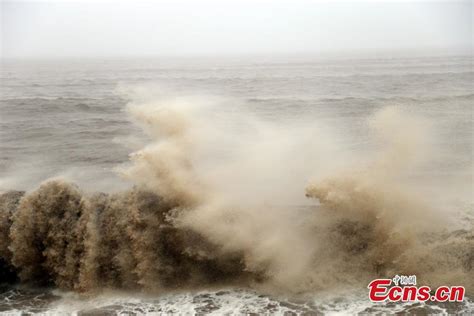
1, 0, 472, 58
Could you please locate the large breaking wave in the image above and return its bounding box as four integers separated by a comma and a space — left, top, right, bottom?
0, 92, 472, 296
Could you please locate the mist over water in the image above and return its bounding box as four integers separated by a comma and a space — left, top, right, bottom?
0, 56, 472, 313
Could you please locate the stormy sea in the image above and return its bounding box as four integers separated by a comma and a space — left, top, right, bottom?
0, 55, 472, 314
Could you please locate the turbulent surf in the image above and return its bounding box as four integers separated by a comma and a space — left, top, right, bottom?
0, 97, 472, 298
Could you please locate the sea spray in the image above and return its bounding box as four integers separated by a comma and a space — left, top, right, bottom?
0, 95, 471, 295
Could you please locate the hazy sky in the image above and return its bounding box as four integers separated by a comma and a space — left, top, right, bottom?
1, 0, 472, 58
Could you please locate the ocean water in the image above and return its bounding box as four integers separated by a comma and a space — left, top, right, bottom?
0, 56, 473, 314
1, 56, 472, 193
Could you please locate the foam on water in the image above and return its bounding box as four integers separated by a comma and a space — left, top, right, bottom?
1, 287, 473, 315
